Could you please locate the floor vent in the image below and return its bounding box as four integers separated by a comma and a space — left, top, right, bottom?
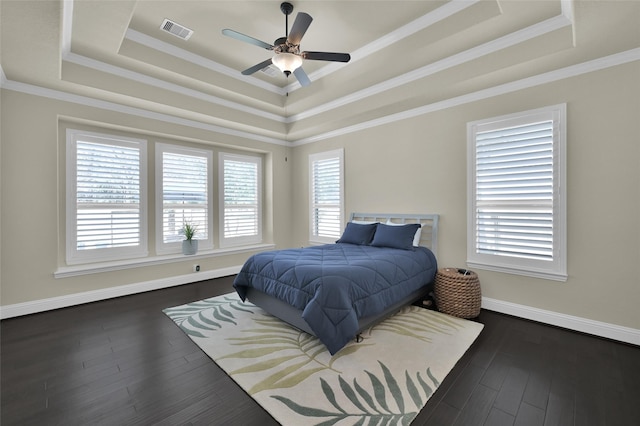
160, 19, 193, 40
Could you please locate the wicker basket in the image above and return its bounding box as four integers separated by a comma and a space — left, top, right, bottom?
434, 268, 482, 318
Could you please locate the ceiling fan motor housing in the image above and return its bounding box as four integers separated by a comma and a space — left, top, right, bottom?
280, 2, 294, 16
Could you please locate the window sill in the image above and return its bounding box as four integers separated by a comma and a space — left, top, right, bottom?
466, 261, 568, 282
54, 243, 275, 279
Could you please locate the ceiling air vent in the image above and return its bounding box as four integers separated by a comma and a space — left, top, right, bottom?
160, 19, 193, 40
260, 65, 280, 77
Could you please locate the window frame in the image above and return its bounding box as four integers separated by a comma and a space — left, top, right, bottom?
155, 143, 213, 255
309, 148, 345, 244
466, 104, 567, 281
218, 152, 263, 248
65, 129, 148, 265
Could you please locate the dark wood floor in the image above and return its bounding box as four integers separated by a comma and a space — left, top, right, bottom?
1, 276, 639, 425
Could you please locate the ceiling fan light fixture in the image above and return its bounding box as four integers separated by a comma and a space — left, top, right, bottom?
223, 2, 350, 87
272, 52, 303, 75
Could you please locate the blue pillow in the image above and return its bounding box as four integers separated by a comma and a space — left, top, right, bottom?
336, 222, 378, 245
371, 223, 421, 250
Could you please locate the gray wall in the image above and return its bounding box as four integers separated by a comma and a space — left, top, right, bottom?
1, 59, 638, 334
0, 90, 292, 305
291, 62, 640, 330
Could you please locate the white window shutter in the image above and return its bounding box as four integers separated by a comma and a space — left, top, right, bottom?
310, 149, 344, 243
467, 105, 567, 281
475, 121, 554, 260
220, 153, 262, 247
155, 144, 212, 254
66, 130, 148, 265
76, 141, 142, 249
161, 151, 209, 242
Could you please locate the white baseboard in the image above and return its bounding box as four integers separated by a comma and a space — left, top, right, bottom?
482, 297, 640, 346
2, 277, 637, 347
0, 265, 242, 320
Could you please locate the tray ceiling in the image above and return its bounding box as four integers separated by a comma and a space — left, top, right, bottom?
1, 1, 639, 144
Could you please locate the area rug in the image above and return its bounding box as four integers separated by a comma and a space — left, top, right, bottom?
163, 293, 483, 425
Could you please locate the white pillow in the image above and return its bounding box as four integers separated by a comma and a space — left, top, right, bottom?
386, 220, 422, 246
351, 220, 378, 225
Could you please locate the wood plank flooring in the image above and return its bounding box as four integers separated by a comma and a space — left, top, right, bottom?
2, 276, 639, 425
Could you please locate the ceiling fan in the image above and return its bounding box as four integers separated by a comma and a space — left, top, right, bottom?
222, 2, 351, 87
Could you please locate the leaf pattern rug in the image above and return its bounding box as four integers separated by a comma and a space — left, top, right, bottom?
163, 293, 483, 425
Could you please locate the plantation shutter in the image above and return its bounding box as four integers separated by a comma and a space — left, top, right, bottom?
161, 151, 209, 243
76, 141, 142, 250
474, 120, 554, 260
222, 155, 260, 240
310, 150, 343, 241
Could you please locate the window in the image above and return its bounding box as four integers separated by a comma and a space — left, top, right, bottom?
66, 130, 147, 264
156, 144, 212, 254
309, 149, 344, 243
65, 129, 266, 269
467, 104, 566, 281
219, 153, 262, 247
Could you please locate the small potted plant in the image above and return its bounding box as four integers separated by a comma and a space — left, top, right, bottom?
181, 222, 198, 255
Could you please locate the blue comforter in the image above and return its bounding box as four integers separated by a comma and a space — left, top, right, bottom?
233, 243, 437, 354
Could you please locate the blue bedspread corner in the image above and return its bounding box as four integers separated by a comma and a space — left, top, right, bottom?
233, 279, 248, 301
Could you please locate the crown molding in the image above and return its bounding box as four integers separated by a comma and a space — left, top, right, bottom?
291, 48, 640, 145
4, 49, 637, 147
281, 0, 481, 93
4, 48, 637, 147
58, 0, 477, 125
59, 9, 573, 127
286, 14, 572, 124
63, 51, 286, 123
57, 0, 572, 128
7, 1, 636, 148
124, 28, 286, 96
124, 1, 480, 95
61, 0, 73, 56
0, 78, 287, 145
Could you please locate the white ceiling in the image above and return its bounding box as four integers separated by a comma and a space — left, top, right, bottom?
1, 1, 639, 145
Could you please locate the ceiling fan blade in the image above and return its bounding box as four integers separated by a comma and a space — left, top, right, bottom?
287, 12, 312, 45
293, 67, 311, 87
222, 29, 273, 50
302, 51, 351, 63
241, 58, 275, 75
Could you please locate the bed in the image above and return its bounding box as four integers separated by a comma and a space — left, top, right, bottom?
233, 213, 439, 354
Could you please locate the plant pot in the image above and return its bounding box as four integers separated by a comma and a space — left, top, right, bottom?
182, 239, 198, 255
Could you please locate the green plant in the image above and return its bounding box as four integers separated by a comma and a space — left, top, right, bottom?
182, 222, 198, 241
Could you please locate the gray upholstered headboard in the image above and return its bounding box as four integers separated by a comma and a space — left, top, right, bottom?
349, 213, 439, 256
